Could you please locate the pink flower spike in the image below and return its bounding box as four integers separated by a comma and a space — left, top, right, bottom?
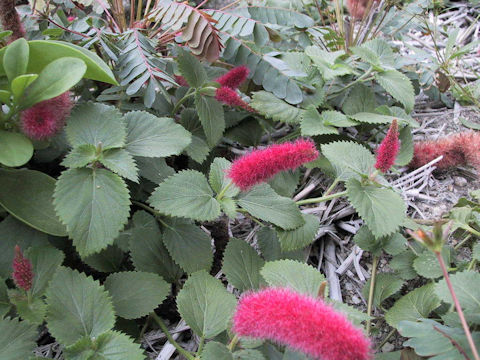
233, 288, 372, 360
215, 87, 256, 113
215, 66, 249, 89
12, 245, 33, 292
228, 139, 319, 191
174, 75, 189, 87
375, 119, 399, 173
20, 92, 74, 140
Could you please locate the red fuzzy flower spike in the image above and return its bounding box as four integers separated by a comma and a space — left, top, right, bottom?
233, 288, 372, 360
215, 87, 256, 113
12, 245, 33, 292
215, 66, 249, 89
20, 92, 74, 140
346, 0, 380, 19
409, 131, 480, 172
228, 139, 319, 191
174, 75, 189, 87
375, 119, 399, 173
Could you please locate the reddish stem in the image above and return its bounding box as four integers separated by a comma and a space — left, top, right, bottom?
436, 252, 480, 360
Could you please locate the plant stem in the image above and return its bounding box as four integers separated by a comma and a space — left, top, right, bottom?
172, 88, 195, 115
197, 336, 205, 355
151, 313, 196, 360
376, 328, 396, 351
227, 334, 239, 352
296, 190, 347, 206
436, 252, 480, 360
216, 181, 232, 201
366, 255, 379, 336
323, 178, 340, 197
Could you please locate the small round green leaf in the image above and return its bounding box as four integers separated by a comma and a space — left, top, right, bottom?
21, 57, 86, 109
0, 168, 67, 236
3, 38, 29, 82
0, 130, 33, 167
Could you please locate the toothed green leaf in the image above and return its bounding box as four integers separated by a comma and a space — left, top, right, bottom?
46, 267, 115, 345
150, 170, 221, 221
104, 271, 170, 319
54, 168, 130, 257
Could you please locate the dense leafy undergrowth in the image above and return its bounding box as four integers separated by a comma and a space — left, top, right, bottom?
0, 0, 480, 358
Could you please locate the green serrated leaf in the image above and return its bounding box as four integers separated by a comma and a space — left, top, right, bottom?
220, 197, 237, 218
135, 157, 174, 184
342, 84, 376, 115
25, 246, 64, 297
124, 111, 191, 157
62, 145, 97, 168
398, 319, 480, 360
413, 247, 449, 279
300, 107, 338, 136
177, 48, 207, 88
0, 318, 37, 360
201, 341, 233, 360
435, 270, 480, 313
330, 301, 371, 326
0, 168, 67, 236
362, 273, 404, 308
100, 148, 138, 182
234, 349, 265, 360
9, 292, 47, 325
177, 270, 237, 338
162, 219, 213, 274
209, 158, 240, 197
261, 259, 325, 297
250, 91, 303, 124
129, 211, 183, 283
0, 278, 9, 318
473, 242, 480, 261
268, 170, 300, 198
375, 70, 414, 112
238, 184, 304, 230
46, 267, 115, 345
66, 102, 126, 150
104, 271, 169, 319
64, 331, 145, 360
390, 250, 417, 280
256, 227, 305, 262
276, 213, 319, 251
385, 283, 440, 328
83, 245, 124, 273
321, 141, 375, 181
54, 168, 130, 257
195, 93, 225, 147
222, 238, 265, 291
396, 126, 414, 166
347, 179, 406, 238
150, 170, 220, 221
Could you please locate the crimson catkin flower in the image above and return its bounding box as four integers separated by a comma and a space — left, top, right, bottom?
227, 139, 319, 191
233, 288, 372, 360
215, 87, 255, 113
375, 119, 399, 173
409, 131, 480, 172
215, 66, 249, 89
174, 75, 189, 87
346, 0, 379, 19
20, 92, 74, 140
0, 0, 26, 43
12, 245, 33, 292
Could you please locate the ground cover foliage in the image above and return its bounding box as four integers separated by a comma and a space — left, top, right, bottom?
0, 0, 480, 358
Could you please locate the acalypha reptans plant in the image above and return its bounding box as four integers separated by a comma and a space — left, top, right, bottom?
0, 0, 479, 358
